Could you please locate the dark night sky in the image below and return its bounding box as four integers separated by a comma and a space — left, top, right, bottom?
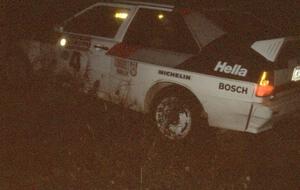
3, 0, 300, 40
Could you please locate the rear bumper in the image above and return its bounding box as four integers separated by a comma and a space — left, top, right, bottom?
246, 93, 300, 133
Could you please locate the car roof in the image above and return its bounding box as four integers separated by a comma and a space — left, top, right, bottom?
96, 0, 175, 9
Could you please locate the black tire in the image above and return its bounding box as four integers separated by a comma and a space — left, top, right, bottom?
151, 88, 209, 141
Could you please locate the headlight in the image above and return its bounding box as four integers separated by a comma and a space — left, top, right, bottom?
59, 38, 67, 47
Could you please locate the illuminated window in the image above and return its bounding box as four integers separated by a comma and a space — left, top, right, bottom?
64, 6, 130, 38
158, 13, 164, 20
124, 9, 199, 54
115, 12, 128, 19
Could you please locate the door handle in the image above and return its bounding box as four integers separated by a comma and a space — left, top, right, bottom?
94, 44, 109, 51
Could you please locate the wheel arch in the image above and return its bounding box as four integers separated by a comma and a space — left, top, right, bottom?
144, 81, 207, 119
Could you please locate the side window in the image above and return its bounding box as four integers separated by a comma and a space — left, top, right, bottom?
277, 41, 300, 68
64, 6, 130, 38
123, 9, 199, 54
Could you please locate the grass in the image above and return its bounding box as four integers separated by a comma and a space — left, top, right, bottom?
0, 72, 300, 189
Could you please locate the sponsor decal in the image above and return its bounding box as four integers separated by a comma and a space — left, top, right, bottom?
291, 66, 300, 81
129, 61, 138, 77
219, 82, 248, 94
114, 58, 129, 76
158, 70, 191, 80
114, 58, 138, 77
214, 61, 248, 77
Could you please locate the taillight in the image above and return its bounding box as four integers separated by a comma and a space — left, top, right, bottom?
255, 71, 274, 97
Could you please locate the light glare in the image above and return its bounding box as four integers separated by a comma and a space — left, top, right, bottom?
60, 38, 67, 47
158, 14, 164, 20
259, 71, 269, 86
115, 12, 128, 19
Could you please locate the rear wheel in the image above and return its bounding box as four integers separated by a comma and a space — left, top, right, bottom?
152, 89, 207, 140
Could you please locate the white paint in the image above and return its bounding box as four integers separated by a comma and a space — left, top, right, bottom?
52, 1, 300, 135
291, 66, 300, 81
251, 38, 285, 62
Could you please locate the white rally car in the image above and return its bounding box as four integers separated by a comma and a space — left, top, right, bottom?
54, 0, 300, 140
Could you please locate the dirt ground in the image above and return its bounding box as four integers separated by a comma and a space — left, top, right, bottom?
0, 75, 300, 190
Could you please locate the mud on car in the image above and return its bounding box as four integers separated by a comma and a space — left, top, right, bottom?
54, 0, 300, 140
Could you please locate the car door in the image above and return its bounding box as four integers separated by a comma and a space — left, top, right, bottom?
107, 6, 177, 106
61, 3, 135, 100
107, 6, 200, 109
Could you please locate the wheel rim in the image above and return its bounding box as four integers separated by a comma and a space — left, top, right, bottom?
155, 96, 192, 140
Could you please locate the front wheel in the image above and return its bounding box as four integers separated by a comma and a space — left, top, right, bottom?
152, 90, 207, 140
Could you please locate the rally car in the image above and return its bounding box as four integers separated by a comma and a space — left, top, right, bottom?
54, 0, 300, 140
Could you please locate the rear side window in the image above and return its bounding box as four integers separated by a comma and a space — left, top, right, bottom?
64, 6, 130, 38
204, 11, 280, 40
123, 8, 199, 54
277, 40, 300, 68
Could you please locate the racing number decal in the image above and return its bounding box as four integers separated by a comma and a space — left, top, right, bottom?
129, 61, 138, 77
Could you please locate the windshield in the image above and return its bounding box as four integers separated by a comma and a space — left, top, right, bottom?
63, 5, 130, 38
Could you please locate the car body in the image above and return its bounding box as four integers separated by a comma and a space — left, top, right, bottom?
54, 0, 300, 139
